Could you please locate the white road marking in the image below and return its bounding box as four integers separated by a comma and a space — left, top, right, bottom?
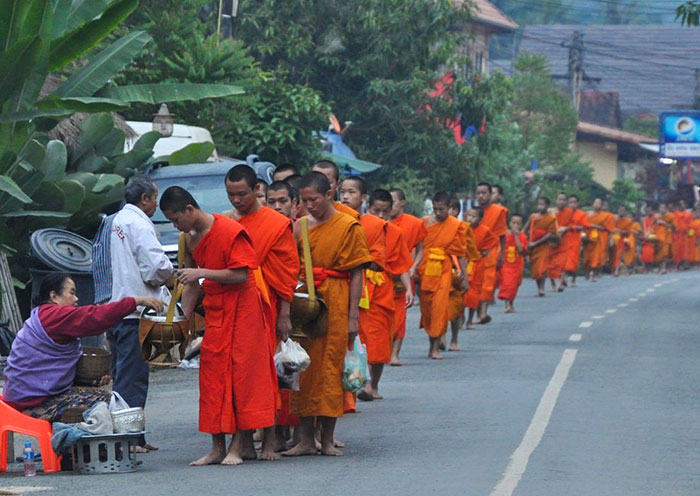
673, 278, 680, 282
654, 283, 662, 288
579, 321, 592, 328
617, 303, 628, 308
592, 315, 604, 319
489, 349, 578, 496
0, 488, 55, 494
569, 333, 582, 342
629, 298, 638, 302
605, 309, 617, 314
646, 288, 655, 293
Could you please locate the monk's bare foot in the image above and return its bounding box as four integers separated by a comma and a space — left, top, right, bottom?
478, 315, 492, 324
334, 438, 345, 448
438, 337, 446, 351
357, 389, 374, 402
282, 441, 318, 457
241, 448, 257, 461
466, 323, 475, 330
321, 441, 343, 457
449, 342, 460, 351
571, 280, 577, 288
143, 443, 159, 451
390, 357, 403, 366
131, 445, 149, 454
537, 290, 545, 297
253, 429, 263, 442
221, 452, 244, 466
505, 307, 514, 313
370, 391, 383, 400
260, 443, 280, 461
557, 285, 565, 292
429, 351, 444, 360
190, 449, 226, 466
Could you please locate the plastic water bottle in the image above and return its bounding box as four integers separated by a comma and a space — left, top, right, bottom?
23, 441, 36, 477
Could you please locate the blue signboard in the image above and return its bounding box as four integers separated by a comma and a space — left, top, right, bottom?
660, 111, 700, 158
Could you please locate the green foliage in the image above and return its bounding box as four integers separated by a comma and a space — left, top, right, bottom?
610, 178, 645, 210
677, 1, 700, 25
623, 115, 658, 139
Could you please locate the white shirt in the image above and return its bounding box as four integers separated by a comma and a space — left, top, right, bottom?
109, 204, 173, 319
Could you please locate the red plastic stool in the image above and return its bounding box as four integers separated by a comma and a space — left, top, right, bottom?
0, 398, 62, 473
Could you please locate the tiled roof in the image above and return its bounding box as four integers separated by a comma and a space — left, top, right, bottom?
518, 25, 700, 115
577, 121, 656, 144
579, 90, 622, 128
454, 0, 519, 32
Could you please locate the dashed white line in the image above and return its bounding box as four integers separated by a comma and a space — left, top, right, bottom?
579, 321, 593, 328
646, 289, 655, 293
605, 309, 617, 314
592, 315, 604, 319
638, 292, 646, 297
629, 298, 638, 302
569, 333, 582, 342
489, 349, 578, 496
617, 303, 628, 308
654, 283, 662, 288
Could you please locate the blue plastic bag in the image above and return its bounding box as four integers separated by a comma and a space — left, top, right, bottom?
343, 336, 369, 392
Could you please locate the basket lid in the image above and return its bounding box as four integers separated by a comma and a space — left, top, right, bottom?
30, 229, 92, 272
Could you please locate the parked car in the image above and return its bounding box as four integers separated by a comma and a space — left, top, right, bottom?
148, 157, 276, 259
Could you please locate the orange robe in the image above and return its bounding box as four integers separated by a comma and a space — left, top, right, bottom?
498, 232, 528, 301
547, 207, 574, 280
191, 214, 275, 434
660, 213, 674, 262
671, 212, 685, 264
481, 203, 508, 301
447, 221, 479, 321
385, 223, 413, 335
623, 221, 640, 267
358, 214, 391, 365
584, 211, 614, 270
641, 216, 660, 264
464, 223, 496, 310
237, 206, 300, 427
390, 213, 427, 340
690, 218, 700, 263
292, 213, 371, 418
565, 209, 590, 273
418, 216, 467, 338
334, 201, 360, 220
611, 217, 633, 271
528, 213, 558, 280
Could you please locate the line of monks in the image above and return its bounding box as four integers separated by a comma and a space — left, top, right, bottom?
156, 160, 700, 466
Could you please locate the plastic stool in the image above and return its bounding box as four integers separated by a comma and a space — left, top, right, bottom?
0, 398, 62, 473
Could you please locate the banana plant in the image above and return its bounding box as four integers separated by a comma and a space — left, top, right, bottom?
0, 0, 243, 222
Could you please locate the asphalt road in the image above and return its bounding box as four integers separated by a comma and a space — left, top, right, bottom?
4, 271, 700, 496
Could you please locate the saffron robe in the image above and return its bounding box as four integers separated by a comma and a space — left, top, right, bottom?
464, 223, 496, 310
611, 216, 634, 271
418, 216, 467, 338
584, 211, 614, 270
547, 207, 574, 280
358, 214, 391, 365
291, 213, 371, 418
334, 201, 360, 220
565, 209, 590, 273
623, 221, 641, 267
391, 213, 427, 339
447, 221, 479, 321
498, 232, 528, 301
641, 216, 660, 264
528, 213, 558, 280
237, 206, 300, 426
385, 223, 413, 338
481, 204, 508, 301
191, 214, 276, 434
659, 213, 674, 262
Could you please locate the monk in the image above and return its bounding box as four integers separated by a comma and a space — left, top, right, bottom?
527, 197, 558, 296
444, 199, 479, 350
547, 192, 574, 292
223, 165, 300, 460
339, 176, 393, 402
584, 198, 614, 282
691, 205, 700, 266
624, 216, 642, 272
611, 205, 634, 276
641, 204, 661, 271
267, 180, 299, 219
476, 182, 507, 323
565, 195, 590, 287
670, 202, 687, 270
284, 172, 371, 457
463, 208, 495, 329
680, 200, 694, 266
312, 159, 360, 220
283, 175, 307, 218
160, 186, 276, 466
389, 188, 427, 365
498, 214, 528, 313
657, 202, 674, 273
365, 188, 414, 392
418, 191, 468, 360
273, 163, 300, 183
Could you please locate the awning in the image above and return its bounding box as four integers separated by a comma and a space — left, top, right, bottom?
321, 152, 383, 173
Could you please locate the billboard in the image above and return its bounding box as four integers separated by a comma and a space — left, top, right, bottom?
660, 111, 700, 158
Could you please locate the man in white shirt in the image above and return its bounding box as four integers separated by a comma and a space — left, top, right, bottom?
93, 176, 172, 451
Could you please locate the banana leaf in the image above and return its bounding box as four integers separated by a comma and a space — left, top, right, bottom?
97, 83, 244, 104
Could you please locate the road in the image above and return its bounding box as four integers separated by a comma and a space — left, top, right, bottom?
3, 272, 700, 496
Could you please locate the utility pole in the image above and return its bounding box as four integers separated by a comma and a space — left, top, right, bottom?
568, 31, 584, 113
694, 68, 700, 109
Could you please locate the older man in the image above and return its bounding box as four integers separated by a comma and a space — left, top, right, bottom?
92, 176, 173, 452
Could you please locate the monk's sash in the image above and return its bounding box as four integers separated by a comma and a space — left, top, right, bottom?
506, 245, 517, 263
421, 247, 447, 292
689, 229, 696, 237
612, 233, 621, 244
310, 267, 350, 286
589, 228, 600, 241
365, 269, 386, 286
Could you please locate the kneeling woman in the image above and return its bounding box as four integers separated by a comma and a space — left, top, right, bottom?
2, 273, 163, 421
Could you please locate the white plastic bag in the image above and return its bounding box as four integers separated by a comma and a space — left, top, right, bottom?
274, 339, 311, 391
343, 336, 368, 392
109, 391, 130, 413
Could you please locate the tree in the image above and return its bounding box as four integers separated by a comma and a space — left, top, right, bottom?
677, 1, 700, 25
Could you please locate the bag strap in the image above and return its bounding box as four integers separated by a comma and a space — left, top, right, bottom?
166, 232, 186, 324
300, 217, 316, 302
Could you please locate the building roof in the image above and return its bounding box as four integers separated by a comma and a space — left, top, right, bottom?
577, 121, 655, 145
455, 0, 518, 33
518, 25, 700, 116
579, 90, 622, 128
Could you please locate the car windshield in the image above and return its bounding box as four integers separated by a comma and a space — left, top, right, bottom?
151, 174, 230, 223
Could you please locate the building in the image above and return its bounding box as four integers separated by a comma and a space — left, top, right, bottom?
455, 0, 518, 76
